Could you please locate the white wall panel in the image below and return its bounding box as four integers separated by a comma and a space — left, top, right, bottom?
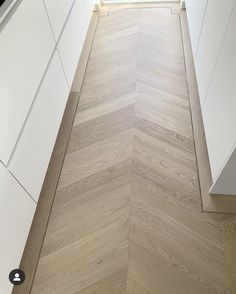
0, 163, 36, 294
9, 51, 69, 201
202, 4, 236, 182
58, 0, 94, 89
0, 0, 55, 165
195, 0, 235, 106
43, 0, 75, 41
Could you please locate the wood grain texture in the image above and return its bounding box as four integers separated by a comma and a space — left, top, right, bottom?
31, 6, 236, 294
12, 92, 79, 294
12, 13, 99, 294
180, 10, 236, 213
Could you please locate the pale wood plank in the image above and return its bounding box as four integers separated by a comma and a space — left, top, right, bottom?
29, 6, 236, 294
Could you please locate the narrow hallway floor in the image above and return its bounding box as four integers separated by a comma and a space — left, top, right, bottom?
32, 7, 236, 294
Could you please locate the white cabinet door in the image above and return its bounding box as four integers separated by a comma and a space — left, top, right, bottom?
83, 0, 95, 27
0, 0, 55, 165
185, 0, 208, 57
0, 163, 36, 294
202, 4, 236, 181
43, 0, 75, 41
210, 148, 236, 195
58, 0, 93, 89
9, 51, 69, 202
195, 0, 235, 107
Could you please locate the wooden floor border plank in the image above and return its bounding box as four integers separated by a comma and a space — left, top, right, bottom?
100, 2, 180, 13
180, 10, 236, 214
12, 12, 99, 294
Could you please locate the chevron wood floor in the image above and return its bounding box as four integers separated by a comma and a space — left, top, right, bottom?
31, 7, 236, 294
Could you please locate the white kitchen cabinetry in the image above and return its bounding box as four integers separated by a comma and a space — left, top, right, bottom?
0, 0, 55, 165
202, 4, 236, 191
58, 0, 94, 89
195, 0, 235, 106
186, 0, 236, 194
185, 0, 208, 57
9, 51, 69, 202
0, 163, 36, 294
210, 149, 236, 195
83, 0, 96, 27
43, 0, 75, 41
0, 0, 95, 292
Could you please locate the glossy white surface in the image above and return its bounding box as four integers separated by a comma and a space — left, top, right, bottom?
210, 148, 236, 195
58, 0, 94, 88
0, 0, 55, 165
83, 0, 95, 27
43, 0, 75, 41
9, 51, 69, 202
203, 4, 236, 182
195, 0, 235, 106
185, 0, 208, 56
0, 162, 36, 294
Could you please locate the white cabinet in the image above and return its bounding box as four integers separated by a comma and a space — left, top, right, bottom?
210, 149, 236, 195
0, 1, 94, 292
83, 0, 95, 27
58, 0, 94, 89
0, 163, 36, 294
9, 51, 69, 202
185, 0, 208, 57
202, 4, 236, 182
0, 0, 55, 165
195, 0, 235, 106
43, 0, 75, 41
186, 0, 236, 194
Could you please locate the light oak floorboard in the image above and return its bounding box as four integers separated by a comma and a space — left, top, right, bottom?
31, 6, 236, 294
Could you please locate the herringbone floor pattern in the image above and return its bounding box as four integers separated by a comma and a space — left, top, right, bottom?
31, 8, 236, 294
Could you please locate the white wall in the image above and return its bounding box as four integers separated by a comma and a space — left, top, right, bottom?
186, 0, 236, 194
